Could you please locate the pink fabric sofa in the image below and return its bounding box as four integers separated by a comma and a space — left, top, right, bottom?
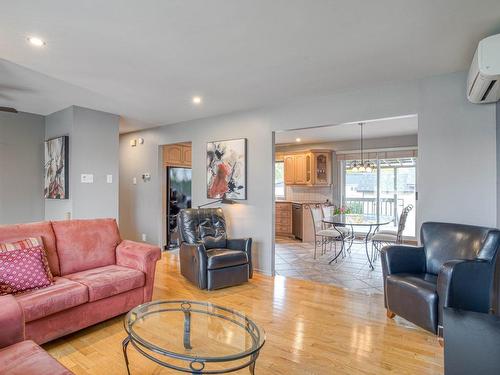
0, 297, 73, 374
0, 218, 161, 345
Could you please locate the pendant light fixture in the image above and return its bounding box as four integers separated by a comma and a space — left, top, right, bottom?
349, 123, 376, 172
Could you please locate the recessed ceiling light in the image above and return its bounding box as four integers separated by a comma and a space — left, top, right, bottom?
296, 138, 301, 142
192, 96, 202, 104
27, 36, 46, 47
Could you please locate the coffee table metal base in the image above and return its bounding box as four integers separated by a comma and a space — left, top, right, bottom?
122, 336, 259, 374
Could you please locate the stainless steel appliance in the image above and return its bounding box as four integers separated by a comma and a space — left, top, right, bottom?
292, 203, 303, 240
166, 167, 192, 249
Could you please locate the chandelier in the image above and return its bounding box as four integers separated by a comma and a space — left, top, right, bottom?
349, 123, 376, 173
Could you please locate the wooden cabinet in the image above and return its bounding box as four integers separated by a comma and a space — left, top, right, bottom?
283, 150, 331, 186
163, 143, 192, 167
311, 152, 331, 185
284, 155, 295, 185
294, 154, 308, 184
275, 202, 293, 237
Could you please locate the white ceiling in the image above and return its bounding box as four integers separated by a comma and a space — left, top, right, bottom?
275, 116, 418, 145
1, 1, 499, 132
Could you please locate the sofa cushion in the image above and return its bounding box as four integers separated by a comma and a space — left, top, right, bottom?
386, 273, 438, 333
0, 340, 73, 375
206, 249, 248, 270
0, 239, 54, 295
0, 221, 60, 276
52, 219, 121, 275
65, 265, 145, 302
16, 277, 88, 322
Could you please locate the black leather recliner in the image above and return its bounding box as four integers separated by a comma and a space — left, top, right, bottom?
381, 222, 500, 336
178, 208, 252, 290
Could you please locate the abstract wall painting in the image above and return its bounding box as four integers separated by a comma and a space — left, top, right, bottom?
44, 136, 69, 199
206, 138, 247, 200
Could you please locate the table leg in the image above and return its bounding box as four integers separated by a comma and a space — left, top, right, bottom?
329, 227, 345, 264
365, 225, 374, 270
122, 336, 131, 375
183, 306, 192, 350
249, 353, 259, 375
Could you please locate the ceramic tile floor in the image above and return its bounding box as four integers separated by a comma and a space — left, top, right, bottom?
275, 237, 384, 294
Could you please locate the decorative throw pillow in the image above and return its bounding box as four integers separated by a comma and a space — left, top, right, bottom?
0, 237, 54, 295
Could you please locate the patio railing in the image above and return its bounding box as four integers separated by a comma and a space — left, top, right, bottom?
345, 196, 403, 224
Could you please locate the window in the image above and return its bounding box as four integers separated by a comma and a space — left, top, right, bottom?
275, 161, 285, 198
342, 157, 417, 238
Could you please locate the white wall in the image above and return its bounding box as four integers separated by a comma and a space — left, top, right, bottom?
46, 106, 120, 221
120, 71, 497, 275
0, 111, 45, 224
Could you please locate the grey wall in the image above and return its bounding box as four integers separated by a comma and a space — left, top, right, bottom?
497, 101, 500, 228
72, 107, 119, 219
120, 71, 497, 275
45, 107, 73, 220
45, 106, 119, 221
0, 111, 45, 224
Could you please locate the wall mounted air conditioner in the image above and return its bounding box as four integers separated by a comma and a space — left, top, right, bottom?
467, 33, 500, 104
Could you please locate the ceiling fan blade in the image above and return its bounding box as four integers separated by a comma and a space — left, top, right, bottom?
0, 106, 18, 113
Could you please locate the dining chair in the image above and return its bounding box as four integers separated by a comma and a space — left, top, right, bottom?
307, 204, 347, 260
372, 204, 413, 255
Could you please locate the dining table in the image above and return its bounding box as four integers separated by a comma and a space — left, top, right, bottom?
322, 214, 394, 269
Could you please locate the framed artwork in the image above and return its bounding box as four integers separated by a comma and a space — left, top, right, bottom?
207, 138, 247, 200
44, 135, 69, 199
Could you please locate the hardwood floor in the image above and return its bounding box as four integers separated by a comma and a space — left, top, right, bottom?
44, 251, 443, 374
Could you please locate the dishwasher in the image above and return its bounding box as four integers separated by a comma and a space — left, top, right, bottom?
292, 203, 303, 240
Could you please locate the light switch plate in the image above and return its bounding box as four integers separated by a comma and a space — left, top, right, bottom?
106, 174, 113, 183
81, 174, 94, 183
132, 177, 137, 185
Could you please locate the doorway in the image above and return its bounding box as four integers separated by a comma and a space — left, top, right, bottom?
162, 142, 192, 249
272, 116, 418, 293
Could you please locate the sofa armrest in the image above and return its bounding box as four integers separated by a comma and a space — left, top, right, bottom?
0, 294, 24, 349
179, 242, 208, 289
116, 240, 161, 302
227, 238, 253, 278
381, 245, 426, 276
438, 259, 493, 314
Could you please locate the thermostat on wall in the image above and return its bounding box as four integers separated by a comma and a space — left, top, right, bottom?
81, 174, 94, 183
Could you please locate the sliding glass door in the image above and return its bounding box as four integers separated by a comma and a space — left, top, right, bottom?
342, 156, 417, 238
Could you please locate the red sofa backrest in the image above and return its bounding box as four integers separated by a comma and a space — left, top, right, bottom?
52, 218, 121, 275
0, 221, 61, 276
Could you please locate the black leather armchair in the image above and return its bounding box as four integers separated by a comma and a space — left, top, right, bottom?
443, 260, 500, 375
381, 222, 500, 336
178, 208, 252, 290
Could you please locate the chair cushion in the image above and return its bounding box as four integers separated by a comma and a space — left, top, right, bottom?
377, 229, 397, 236
206, 249, 248, 270
372, 233, 397, 242
0, 221, 60, 276
317, 228, 345, 238
16, 277, 88, 322
385, 273, 438, 333
65, 265, 145, 302
0, 340, 72, 375
52, 219, 121, 275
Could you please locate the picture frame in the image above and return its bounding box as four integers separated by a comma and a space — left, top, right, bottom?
206, 138, 247, 200
44, 135, 69, 199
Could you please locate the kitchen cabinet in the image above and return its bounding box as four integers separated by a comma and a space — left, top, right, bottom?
164, 143, 192, 167
283, 150, 331, 186
275, 202, 293, 238
311, 151, 331, 185
283, 155, 295, 185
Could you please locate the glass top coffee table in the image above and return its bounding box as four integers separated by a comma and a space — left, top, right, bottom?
122, 300, 266, 374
